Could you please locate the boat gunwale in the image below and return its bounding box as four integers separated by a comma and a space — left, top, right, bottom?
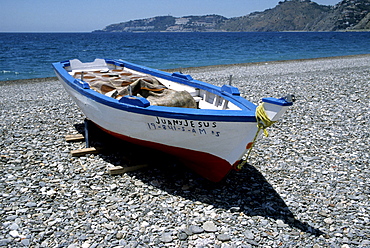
52, 59, 257, 122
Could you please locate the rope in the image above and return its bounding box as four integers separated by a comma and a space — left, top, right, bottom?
256, 102, 277, 137
237, 102, 276, 170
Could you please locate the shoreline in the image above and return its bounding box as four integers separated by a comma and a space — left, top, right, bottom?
168, 53, 370, 72
1, 53, 370, 85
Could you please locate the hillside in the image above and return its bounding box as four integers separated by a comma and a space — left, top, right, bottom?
222, 0, 331, 31
310, 0, 370, 30
98, 15, 227, 32
94, 0, 370, 32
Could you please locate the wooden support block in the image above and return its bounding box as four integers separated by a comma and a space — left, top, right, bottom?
71, 147, 101, 157
108, 164, 148, 175
65, 134, 85, 142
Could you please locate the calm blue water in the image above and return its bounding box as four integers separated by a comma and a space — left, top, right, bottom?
1, 32, 370, 81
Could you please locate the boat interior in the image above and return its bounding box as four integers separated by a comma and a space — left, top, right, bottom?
67, 59, 241, 110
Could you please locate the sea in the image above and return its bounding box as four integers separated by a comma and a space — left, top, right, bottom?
1, 32, 370, 81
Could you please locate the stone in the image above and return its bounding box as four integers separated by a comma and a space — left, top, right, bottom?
25, 202, 37, 208
116, 232, 124, 239
67, 244, 79, 248
177, 232, 188, 240
6, 215, 18, 221
190, 225, 204, 234
21, 239, 30, 246
324, 218, 334, 224
217, 234, 231, 242
183, 228, 193, 236
0, 239, 11, 246
81, 242, 91, 248
203, 221, 218, 232
260, 220, 269, 226
276, 219, 288, 228
9, 230, 20, 238
229, 207, 240, 213
161, 232, 173, 243
9, 222, 19, 230
244, 230, 254, 240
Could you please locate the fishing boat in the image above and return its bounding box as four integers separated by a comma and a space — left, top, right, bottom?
52, 58, 294, 182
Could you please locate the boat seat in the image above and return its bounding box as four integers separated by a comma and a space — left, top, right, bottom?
70, 58, 109, 72
193, 96, 202, 102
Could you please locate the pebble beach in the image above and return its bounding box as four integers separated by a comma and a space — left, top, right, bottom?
1, 54, 369, 247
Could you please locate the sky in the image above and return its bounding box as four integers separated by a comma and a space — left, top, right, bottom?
0, 0, 341, 32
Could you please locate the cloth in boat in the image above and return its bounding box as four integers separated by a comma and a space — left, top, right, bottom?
89, 76, 197, 108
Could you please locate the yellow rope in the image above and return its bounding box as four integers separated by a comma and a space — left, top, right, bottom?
237, 103, 276, 170
256, 102, 277, 137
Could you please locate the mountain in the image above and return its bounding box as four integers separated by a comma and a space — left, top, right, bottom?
310, 0, 370, 30
97, 15, 227, 32
94, 0, 370, 32
222, 0, 332, 31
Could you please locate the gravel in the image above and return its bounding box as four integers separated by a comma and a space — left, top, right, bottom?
1, 54, 369, 247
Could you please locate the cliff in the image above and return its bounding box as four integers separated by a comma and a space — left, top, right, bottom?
305, 0, 370, 31
222, 0, 331, 31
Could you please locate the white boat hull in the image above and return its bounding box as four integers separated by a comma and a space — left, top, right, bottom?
53, 59, 293, 182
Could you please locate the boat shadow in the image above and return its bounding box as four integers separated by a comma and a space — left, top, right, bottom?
75, 122, 325, 237
141, 162, 325, 237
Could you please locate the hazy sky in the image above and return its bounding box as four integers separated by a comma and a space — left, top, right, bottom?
1, 0, 341, 32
